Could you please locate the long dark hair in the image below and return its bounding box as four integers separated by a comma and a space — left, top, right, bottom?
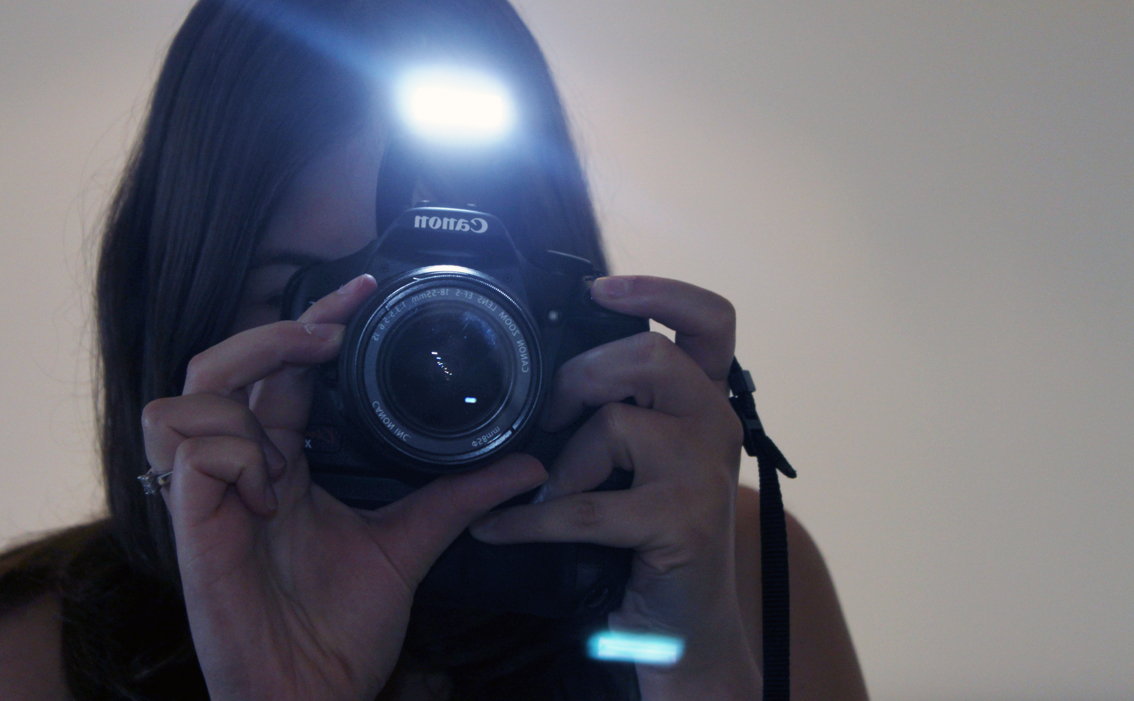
70, 0, 625, 698
99, 0, 607, 588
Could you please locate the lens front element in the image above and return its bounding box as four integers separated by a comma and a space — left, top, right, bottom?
346, 269, 541, 471
382, 304, 511, 435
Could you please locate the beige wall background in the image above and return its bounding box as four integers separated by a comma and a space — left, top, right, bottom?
2, 2, 1131, 699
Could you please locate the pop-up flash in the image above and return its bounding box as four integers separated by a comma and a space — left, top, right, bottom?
397, 68, 514, 143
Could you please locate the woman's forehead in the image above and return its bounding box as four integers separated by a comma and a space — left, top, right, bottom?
259, 131, 383, 262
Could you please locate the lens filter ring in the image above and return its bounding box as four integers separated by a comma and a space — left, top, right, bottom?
343, 267, 542, 471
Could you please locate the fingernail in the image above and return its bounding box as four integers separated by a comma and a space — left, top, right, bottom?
337, 274, 372, 295
337, 275, 361, 295
264, 441, 287, 477
592, 276, 631, 299
304, 323, 343, 342
530, 483, 552, 504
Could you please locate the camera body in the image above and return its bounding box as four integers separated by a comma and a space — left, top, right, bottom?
281, 204, 647, 617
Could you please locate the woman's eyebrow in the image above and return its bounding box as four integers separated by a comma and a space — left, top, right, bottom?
249, 250, 326, 269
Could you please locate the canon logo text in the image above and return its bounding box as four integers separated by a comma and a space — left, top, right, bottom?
414, 215, 488, 233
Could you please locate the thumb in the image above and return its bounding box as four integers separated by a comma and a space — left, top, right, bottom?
368, 453, 547, 586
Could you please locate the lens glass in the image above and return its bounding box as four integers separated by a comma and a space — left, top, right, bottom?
381, 303, 511, 435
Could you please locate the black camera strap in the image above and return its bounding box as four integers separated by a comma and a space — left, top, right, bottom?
728, 358, 796, 701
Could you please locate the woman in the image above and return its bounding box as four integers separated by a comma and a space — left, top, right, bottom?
0, 0, 866, 698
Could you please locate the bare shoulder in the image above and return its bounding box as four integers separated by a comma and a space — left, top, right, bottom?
735, 485, 869, 700
0, 595, 72, 701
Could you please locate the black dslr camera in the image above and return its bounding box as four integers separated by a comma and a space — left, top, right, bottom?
281, 201, 647, 617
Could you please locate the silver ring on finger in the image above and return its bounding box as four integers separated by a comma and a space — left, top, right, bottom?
138, 469, 173, 496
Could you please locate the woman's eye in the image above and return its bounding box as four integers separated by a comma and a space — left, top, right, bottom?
244, 262, 310, 314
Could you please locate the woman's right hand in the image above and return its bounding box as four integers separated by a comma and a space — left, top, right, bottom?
141, 274, 547, 701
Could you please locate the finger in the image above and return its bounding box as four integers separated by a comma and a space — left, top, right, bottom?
297, 273, 377, 324
541, 331, 725, 432
367, 454, 547, 586
168, 435, 279, 525
537, 402, 680, 503
469, 488, 657, 548
182, 320, 345, 397
590, 276, 736, 387
142, 394, 287, 477
249, 274, 378, 429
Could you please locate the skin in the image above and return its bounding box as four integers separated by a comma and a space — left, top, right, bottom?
0, 131, 867, 700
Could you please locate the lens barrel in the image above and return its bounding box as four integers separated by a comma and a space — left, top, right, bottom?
341, 268, 541, 471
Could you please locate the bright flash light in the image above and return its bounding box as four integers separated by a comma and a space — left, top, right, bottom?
465, 397, 477, 404
586, 631, 685, 666
399, 68, 513, 143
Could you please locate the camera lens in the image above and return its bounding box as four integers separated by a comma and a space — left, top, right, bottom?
345, 268, 542, 470
380, 304, 511, 435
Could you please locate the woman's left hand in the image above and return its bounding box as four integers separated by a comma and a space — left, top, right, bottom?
470, 275, 760, 700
